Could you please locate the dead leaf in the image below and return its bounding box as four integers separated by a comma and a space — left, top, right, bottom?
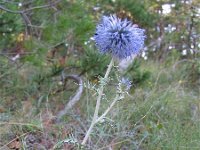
7, 138, 21, 150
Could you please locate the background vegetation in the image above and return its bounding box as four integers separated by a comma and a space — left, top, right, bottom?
0, 0, 199, 149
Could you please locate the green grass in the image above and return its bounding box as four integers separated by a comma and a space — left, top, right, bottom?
1, 56, 199, 149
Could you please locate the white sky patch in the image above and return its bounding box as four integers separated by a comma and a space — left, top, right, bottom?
65, 43, 69, 47
171, 4, 175, 7
142, 51, 146, 58
141, 51, 148, 60
197, 8, 200, 17
182, 50, 187, 56
90, 37, 94, 41
162, 4, 171, 14
169, 46, 173, 50
18, 3, 22, 7
11, 54, 20, 61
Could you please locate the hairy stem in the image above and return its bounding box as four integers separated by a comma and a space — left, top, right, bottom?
81, 58, 114, 145
96, 94, 123, 123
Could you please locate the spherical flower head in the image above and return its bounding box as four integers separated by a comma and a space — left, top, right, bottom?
94, 14, 146, 59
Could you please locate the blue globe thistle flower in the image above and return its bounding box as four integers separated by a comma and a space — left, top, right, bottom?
94, 14, 146, 59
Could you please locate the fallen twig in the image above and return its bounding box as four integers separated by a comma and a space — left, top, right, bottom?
56, 74, 83, 122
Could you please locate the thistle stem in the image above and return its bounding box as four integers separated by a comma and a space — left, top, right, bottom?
81, 58, 114, 145
96, 94, 123, 123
